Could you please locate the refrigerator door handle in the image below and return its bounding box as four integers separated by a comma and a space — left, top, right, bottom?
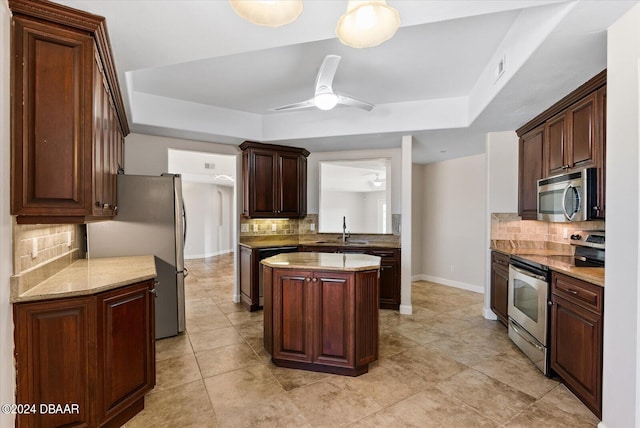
182, 267, 189, 278
182, 200, 188, 245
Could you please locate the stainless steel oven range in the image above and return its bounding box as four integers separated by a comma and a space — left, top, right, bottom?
508, 255, 551, 375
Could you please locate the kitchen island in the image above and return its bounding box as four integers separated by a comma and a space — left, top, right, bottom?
262, 252, 380, 376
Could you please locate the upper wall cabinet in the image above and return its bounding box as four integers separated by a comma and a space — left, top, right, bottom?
517, 70, 606, 220
240, 141, 309, 219
9, 0, 129, 224
544, 92, 600, 176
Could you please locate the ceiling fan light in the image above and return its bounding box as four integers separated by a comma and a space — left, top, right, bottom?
336, 0, 401, 48
229, 0, 303, 27
314, 92, 338, 110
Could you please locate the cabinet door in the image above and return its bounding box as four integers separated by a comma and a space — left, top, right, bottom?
544, 112, 568, 176
312, 271, 355, 368
14, 297, 95, 427
248, 148, 278, 217
596, 87, 606, 218
278, 152, 303, 217
355, 270, 379, 366
367, 249, 400, 310
518, 125, 544, 220
97, 281, 155, 424
490, 254, 509, 326
551, 295, 602, 418
93, 57, 105, 216
239, 246, 259, 310
568, 93, 598, 170
273, 269, 313, 362
11, 17, 94, 216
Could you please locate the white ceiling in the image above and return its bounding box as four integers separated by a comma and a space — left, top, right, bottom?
54, 0, 638, 164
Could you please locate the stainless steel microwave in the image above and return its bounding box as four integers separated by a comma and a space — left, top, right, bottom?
537, 168, 598, 222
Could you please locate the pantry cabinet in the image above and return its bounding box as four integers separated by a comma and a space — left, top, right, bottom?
9, 0, 129, 224
550, 272, 603, 418
13, 280, 155, 428
240, 141, 309, 219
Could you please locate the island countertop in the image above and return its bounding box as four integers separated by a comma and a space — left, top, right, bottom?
261, 252, 381, 271
11, 255, 157, 303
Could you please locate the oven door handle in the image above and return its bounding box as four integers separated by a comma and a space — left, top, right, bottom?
510, 265, 547, 283
510, 321, 545, 352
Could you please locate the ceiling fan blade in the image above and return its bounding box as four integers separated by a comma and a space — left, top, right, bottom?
270, 99, 315, 111
337, 94, 374, 111
315, 55, 341, 94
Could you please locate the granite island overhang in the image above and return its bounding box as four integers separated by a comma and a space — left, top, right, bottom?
261, 252, 381, 376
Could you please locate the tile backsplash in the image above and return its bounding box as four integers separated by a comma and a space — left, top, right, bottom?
12, 220, 83, 274
239, 214, 401, 239
491, 212, 605, 250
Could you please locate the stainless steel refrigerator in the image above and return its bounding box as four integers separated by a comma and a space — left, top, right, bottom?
87, 173, 187, 339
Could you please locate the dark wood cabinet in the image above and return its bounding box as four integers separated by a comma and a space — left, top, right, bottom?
238, 244, 299, 311
264, 266, 378, 376
299, 245, 400, 310
9, 0, 129, 224
518, 125, 545, 220
239, 245, 257, 311
517, 70, 606, 220
490, 251, 509, 326
14, 280, 155, 427
544, 92, 599, 177
240, 141, 309, 219
550, 272, 603, 418
97, 282, 156, 427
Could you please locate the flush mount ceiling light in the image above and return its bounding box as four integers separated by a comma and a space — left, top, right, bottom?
336, 0, 401, 48
229, 0, 303, 27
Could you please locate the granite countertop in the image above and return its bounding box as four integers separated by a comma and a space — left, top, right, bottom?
261, 252, 381, 271
492, 248, 604, 287
11, 255, 157, 303
239, 237, 400, 249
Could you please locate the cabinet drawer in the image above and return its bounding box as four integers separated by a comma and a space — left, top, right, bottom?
491, 251, 509, 267
552, 272, 603, 314
367, 249, 398, 260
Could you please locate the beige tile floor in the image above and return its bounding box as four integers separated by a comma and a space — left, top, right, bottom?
126, 253, 599, 427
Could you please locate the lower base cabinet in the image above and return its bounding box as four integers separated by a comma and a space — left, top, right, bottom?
490, 251, 509, 326
263, 266, 379, 376
299, 246, 400, 310
13, 280, 156, 427
550, 272, 603, 419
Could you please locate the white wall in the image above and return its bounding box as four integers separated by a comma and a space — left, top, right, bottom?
419, 154, 487, 293
319, 190, 385, 233
182, 182, 233, 259
307, 148, 402, 215
602, 4, 640, 427
0, 2, 15, 426
484, 131, 519, 318
124, 133, 239, 175
411, 164, 425, 276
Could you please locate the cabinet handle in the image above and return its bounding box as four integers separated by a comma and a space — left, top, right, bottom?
305, 278, 311, 282
149, 288, 157, 297
565, 288, 579, 295
312, 278, 317, 282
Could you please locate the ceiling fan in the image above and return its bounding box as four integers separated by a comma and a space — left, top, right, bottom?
271, 55, 374, 112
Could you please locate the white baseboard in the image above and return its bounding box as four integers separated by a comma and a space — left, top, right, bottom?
413, 274, 484, 294
185, 248, 233, 260
399, 304, 413, 315
483, 307, 498, 320
233, 293, 241, 304
597, 422, 607, 428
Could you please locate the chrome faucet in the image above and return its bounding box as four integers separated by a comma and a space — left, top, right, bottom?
342, 216, 350, 243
